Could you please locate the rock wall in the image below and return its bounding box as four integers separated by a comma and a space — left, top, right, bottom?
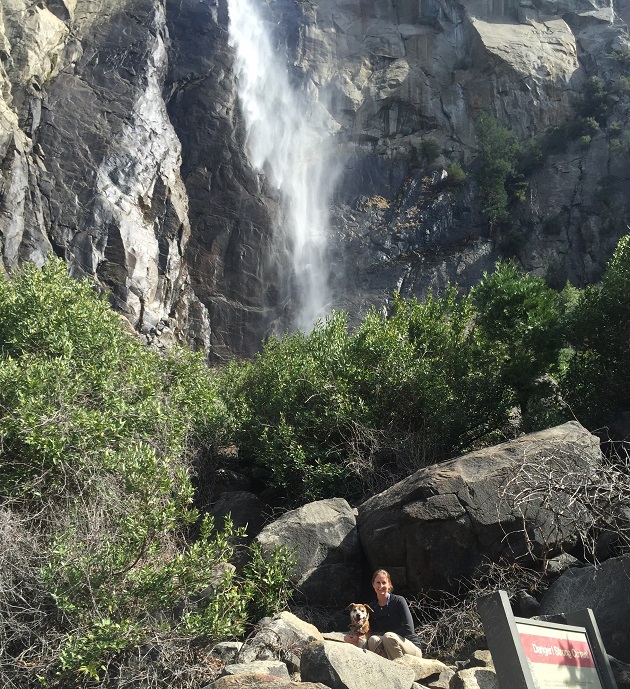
1, 0, 204, 343
1, 0, 630, 358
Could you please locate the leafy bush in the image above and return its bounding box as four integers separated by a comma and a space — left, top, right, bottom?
420, 138, 441, 163
561, 234, 630, 426
218, 291, 515, 503
0, 260, 295, 688
611, 43, 630, 68
579, 134, 592, 149
580, 76, 609, 124
473, 261, 564, 428
446, 162, 466, 185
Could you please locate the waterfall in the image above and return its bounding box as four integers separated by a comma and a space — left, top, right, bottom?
227, 0, 338, 333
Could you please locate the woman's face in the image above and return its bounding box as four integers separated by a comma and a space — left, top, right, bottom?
372, 573, 390, 597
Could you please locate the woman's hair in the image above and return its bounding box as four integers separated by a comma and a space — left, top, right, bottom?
371, 569, 394, 592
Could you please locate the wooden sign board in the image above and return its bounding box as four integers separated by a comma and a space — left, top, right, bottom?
477, 590, 618, 689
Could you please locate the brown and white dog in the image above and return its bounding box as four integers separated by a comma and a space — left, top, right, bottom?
346, 603, 374, 648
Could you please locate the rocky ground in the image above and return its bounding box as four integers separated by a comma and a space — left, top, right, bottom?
204, 421, 630, 689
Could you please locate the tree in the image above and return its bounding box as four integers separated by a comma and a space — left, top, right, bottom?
475, 112, 523, 226
473, 261, 564, 426
562, 234, 630, 427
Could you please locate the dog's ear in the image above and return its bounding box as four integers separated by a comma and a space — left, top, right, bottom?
365, 605, 374, 613
346, 603, 355, 611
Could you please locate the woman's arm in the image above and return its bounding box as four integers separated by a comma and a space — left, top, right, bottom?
398, 597, 416, 638
394, 595, 423, 648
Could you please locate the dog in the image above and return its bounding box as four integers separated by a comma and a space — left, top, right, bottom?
346, 603, 373, 648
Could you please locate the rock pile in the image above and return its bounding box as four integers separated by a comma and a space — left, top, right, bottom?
201, 611, 630, 689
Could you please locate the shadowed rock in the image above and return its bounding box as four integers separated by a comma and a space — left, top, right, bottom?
357, 422, 602, 593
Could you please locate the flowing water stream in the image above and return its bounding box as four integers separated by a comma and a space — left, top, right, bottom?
227, 0, 338, 332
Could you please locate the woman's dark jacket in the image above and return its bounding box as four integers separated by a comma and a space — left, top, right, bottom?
368, 593, 422, 649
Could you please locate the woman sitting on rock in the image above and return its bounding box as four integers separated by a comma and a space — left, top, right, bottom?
361, 568, 423, 660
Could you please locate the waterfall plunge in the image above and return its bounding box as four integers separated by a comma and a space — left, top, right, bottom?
228, 0, 338, 333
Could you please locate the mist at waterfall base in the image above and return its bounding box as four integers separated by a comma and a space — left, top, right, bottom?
227, 0, 341, 334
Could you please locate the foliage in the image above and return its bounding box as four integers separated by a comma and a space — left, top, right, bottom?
0, 260, 295, 688
615, 74, 630, 94
218, 291, 515, 503
561, 234, 630, 426
580, 76, 609, 124
475, 112, 523, 225
473, 261, 564, 427
242, 542, 298, 622
611, 43, 630, 69
5, 235, 630, 681
446, 162, 466, 186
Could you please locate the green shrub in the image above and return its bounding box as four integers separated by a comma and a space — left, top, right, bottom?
519, 138, 546, 175
0, 260, 295, 687
608, 121, 623, 136
561, 235, 630, 426
580, 76, 609, 124
614, 75, 630, 95
446, 162, 466, 185
219, 292, 515, 503
611, 43, 630, 68
473, 261, 564, 427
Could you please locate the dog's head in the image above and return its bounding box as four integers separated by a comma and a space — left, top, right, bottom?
346, 603, 373, 633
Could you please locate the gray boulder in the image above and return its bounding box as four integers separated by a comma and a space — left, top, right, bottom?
211, 642, 244, 665
208, 676, 329, 688
426, 667, 456, 689
238, 611, 324, 672
221, 660, 289, 680
301, 640, 415, 689
210, 491, 266, 543
256, 498, 363, 606
450, 668, 500, 689
357, 422, 602, 593
610, 656, 630, 689
539, 554, 630, 662
395, 656, 451, 682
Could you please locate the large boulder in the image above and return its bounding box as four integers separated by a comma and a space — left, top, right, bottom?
450, 668, 500, 689
256, 498, 363, 606
394, 655, 450, 682
221, 661, 290, 680
300, 640, 415, 689
357, 422, 602, 593
238, 612, 324, 671
539, 554, 630, 663
610, 656, 630, 689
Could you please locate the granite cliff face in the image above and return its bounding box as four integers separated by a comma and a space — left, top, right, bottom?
1, 0, 629, 358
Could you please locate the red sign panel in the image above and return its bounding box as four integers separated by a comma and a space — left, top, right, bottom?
519, 632, 595, 668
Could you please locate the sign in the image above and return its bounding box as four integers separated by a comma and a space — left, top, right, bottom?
516, 621, 603, 689
477, 590, 617, 689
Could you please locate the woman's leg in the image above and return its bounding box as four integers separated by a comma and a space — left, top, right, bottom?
367, 635, 385, 656
381, 632, 423, 659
